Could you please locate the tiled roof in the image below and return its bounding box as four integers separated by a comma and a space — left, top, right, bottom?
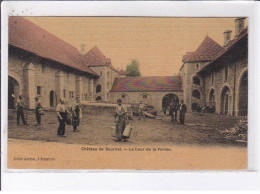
198, 27, 248, 74
9, 17, 98, 76
111, 76, 183, 92
182, 36, 224, 62
84, 46, 119, 72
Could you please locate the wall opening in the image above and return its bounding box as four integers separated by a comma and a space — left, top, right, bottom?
193, 76, 200, 86
50, 90, 55, 107
239, 71, 248, 116
162, 93, 179, 110
221, 86, 231, 115
209, 89, 216, 113
8, 76, 19, 109
96, 96, 102, 101
192, 89, 201, 99
96, 85, 101, 93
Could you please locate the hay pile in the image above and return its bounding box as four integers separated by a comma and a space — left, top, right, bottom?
220, 116, 248, 143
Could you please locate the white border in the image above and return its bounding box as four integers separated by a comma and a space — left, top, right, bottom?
1, 1, 259, 190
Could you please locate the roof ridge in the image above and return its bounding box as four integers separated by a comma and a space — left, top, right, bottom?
9, 17, 98, 76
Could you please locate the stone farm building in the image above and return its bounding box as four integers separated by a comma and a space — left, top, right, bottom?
8, 17, 248, 116
180, 17, 248, 116
8, 17, 119, 110
110, 76, 183, 110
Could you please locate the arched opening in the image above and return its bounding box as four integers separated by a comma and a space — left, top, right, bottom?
8, 76, 20, 109
50, 90, 55, 107
238, 71, 248, 116
162, 93, 179, 110
96, 85, 101, 93
192, 89, 200, 99
96, 96, 102, 101
209, 89, 216, 113
221, 86, 231, 115
193, 76, 200, 86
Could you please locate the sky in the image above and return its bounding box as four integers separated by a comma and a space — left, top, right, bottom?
25, 17, 244, 76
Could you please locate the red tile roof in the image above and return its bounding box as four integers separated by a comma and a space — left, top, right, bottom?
9, 17, 98, 76
84, 46, 119, 72
198, 27, 248, 74
182, 36, 224, 62
111, 76, 183, 92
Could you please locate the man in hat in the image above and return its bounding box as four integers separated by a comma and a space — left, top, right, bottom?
179, 100, 187, 125
114, 99, 128, 142
16, 95, 27, 125
138, 101, 146, 120
35, 97, 43, 125
72, 97, 82, 132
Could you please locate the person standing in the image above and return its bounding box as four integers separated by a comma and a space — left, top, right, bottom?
115, 99, 128, 142
169, 100, 174, 123
35, 97, 43, 126
179, 100, 187, 125
56, 100, 69, 137
16, 95, 27, 125
72, 97, 82, 132
138, 101, 146, 120
173, 100, 180, 123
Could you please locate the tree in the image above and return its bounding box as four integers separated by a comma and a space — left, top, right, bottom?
126, 59, 141, 76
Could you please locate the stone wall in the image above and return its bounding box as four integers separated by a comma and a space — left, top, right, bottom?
203, 56, 248, 116
8, 47, 94, 109
90, 66, 118, 102
180, 61, 208, 112
109, 91, 183, 111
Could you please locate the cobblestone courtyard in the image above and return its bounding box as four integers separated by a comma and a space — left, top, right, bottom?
8, 108, 246, 147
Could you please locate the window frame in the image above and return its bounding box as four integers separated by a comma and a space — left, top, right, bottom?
37, 86, 42, 96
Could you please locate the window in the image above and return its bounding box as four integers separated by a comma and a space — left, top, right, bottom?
143, 94, 147, 99
121, 94, 126, 99
193, 76, 200, 86
192, 89, 201, 99
84, 93, 87, 99
224, 65, 228, 81
63, 89, 66, 98
96, 85, 102, 93
69, 91, 74, 98
211, 73, 214, 85
37, 86, 42, 96
196, 64, 199, 70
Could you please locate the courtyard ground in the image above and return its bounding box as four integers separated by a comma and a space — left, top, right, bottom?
8, 108, 246, 147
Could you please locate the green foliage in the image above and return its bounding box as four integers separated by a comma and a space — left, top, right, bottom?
126, 59, 141, 76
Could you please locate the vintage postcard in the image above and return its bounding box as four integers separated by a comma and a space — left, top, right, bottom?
5, 16, 248, 170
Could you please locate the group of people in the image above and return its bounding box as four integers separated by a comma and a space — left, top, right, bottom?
56, 97, 82, 137
14, 94, 187, 142
15, 95, 82, 137
169, 99, 187, 125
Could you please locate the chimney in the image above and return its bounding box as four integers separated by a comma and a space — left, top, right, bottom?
80, 44, 86, 54
235, 17, 246, 36
223, 30, 232, 46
